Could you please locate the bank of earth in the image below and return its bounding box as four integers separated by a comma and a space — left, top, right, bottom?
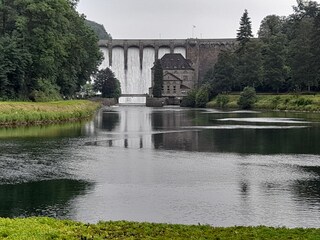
0, 100, 100, 126
207, 94, 320, 112
0, 218, 320, 240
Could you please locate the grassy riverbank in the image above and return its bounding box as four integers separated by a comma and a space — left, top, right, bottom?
0, 100, 100, 126
0, 218, 319, 240
207, 94, 320, 111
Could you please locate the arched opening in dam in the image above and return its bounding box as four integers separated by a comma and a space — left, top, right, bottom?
174, 47, 186, 58
158, 47, 170, 59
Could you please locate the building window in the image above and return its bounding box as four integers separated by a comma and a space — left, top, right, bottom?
173, 86, 176, 94
167, 85, 170, 93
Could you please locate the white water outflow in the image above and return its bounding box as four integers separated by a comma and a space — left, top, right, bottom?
100, 47, 109, 69
99, 46, 186, 104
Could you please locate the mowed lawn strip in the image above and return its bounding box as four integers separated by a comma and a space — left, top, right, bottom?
0, 100, 100, 126
0, 218, 320, 240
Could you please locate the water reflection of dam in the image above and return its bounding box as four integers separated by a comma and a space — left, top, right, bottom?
85, 107, 320, 154
86, 107, 198, 150
88, 107, 153, 149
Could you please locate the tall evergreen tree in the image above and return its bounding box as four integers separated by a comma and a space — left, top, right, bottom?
237, 9, 253, 48
152, 60, 163, 98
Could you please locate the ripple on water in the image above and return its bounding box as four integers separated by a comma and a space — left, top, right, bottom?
182, 125, 309, 130
0, 155, 75, 185
216, 117, 311, 124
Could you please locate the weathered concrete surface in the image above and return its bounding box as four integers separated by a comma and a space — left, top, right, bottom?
98, 38, 236, 83
146, 97, 165, 107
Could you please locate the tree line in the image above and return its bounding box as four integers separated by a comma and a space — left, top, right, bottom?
203, 0, 320, 99
0, 0, 102, 101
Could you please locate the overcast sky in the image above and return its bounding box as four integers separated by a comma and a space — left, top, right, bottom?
77, 0, 300, 39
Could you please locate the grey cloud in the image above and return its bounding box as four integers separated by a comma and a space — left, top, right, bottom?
77, 0, 297, 39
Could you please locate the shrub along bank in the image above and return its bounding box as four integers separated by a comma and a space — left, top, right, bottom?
207, 94, 320, 111
0, 100, 100, 126
0, 218, 319, 240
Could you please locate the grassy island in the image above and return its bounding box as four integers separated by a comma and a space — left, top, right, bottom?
0, 100, 100, 126
0, 218, 319, 240
207, 94, 320, 112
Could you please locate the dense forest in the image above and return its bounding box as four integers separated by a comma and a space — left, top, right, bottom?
0, 0, 102, 101
1, 0, 319, 103
202, 0, 320, 98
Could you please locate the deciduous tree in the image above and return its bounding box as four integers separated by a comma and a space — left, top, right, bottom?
262, 35, 288, 93
258, 15, 284, 40
93, 68, 121, 99
235, 40, 263, 89
0, 0, 102, 100
237, 86, 257, 109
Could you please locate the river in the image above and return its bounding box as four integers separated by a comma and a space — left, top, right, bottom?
1, 106, 320, 227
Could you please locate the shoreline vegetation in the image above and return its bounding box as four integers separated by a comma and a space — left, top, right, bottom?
0, 218, 319, 240
1, 94, 320, 128
207, 94, 320, 112
0, 100, 100, 127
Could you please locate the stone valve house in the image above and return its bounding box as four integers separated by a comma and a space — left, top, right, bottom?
150, 53, 196, 104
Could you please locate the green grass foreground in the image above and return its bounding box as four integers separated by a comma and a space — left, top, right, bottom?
0, 218, 320, 240
0, 100, 100, 126
207, 94, 320, 111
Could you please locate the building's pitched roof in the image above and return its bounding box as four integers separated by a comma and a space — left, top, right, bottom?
181, 84, 191, 90
163, 72, 182, 82
152, 53, 194, 70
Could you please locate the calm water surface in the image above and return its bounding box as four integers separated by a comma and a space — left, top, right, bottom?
1, 106, 320, 227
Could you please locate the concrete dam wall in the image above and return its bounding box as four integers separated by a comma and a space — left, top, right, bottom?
98, 39, 236, 104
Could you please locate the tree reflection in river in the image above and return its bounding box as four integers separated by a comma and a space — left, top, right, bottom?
0, 179, 93, 218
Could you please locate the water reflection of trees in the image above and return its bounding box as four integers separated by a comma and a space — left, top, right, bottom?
151, 112, 164, 149
201, 127, 320, 154
100, 111, 120, 131
0, 122, 84, 139
0, 179, 93, 218
150, 109, 320, 154
149, 109, 315, 154
291, 166, 320, 205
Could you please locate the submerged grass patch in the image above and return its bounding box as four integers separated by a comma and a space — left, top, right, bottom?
0, 100, 100, 126
0, 217, 319, 240
207, 94, 320, 112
